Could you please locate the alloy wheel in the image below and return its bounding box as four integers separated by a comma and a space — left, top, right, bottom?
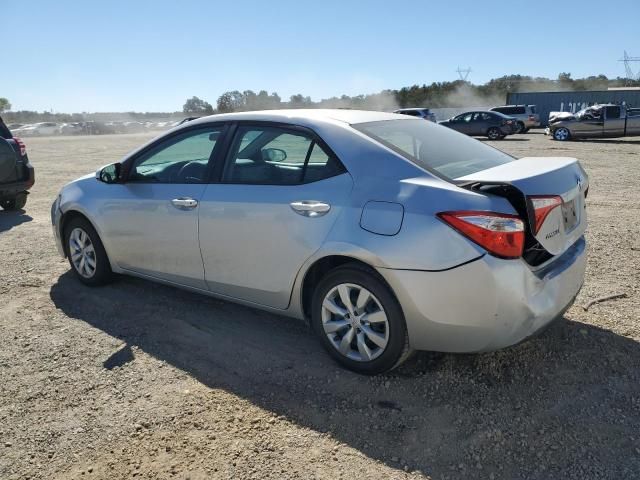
69, 227, 97, 278
321, 283, 389, 362
554, 128, 570, 141
487, 128, 501, 140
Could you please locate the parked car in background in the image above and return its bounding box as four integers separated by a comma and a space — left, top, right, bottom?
490, 105, 540, 133
82, 121, 116, 135
6, 123, 25, 130
52, 109, 588, 374
0, 136, 35, 210
58, 123, 85, 135
13, 122, 59, 136
439, 111, 516, 139
546, 104, 640, 141
393, 108, 437, 122
122, 121, 146, 133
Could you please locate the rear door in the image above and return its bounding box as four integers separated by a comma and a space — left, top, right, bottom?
457, 157, 588, 256
198, 123, 352, 309
603, 105, 625, 137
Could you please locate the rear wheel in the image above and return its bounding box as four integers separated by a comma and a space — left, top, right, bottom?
522, 127, 530, 133
64, 216, 113, 286
515, 121, 525, 134
487, 127, 502, 140
553, 127, 571, 141
311, 265, 411, 375
0, 193, 27, 211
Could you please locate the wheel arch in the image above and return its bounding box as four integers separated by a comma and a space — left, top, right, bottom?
299, 254, 397, 321
59, 209, 108, 260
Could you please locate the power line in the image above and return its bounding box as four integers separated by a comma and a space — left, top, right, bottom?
456, 67, 471, 81
619, 50, 640, 83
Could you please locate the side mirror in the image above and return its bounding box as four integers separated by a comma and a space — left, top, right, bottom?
96, 162, 121, 183
261, 148, 287, 162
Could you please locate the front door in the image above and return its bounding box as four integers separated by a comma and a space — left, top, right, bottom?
198, 124, 353, 309
98, 125, 226, 289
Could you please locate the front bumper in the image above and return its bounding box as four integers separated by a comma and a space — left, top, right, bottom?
378, 237, 586, 352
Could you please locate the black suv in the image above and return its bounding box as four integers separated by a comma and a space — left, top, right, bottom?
0, 119, 35, 210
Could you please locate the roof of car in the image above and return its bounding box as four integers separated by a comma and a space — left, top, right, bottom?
188, 109, 408, 127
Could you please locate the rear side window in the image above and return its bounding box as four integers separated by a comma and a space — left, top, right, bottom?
398, 110, 420, 117
223, 126, 345, 185
353, 119, 514, 179
604, 106, 621, 119
529, 105, 537, 114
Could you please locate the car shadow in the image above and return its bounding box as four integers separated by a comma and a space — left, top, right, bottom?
49, 271, 640, 478
0, 210, 33, 233
576, 138, 640, 145
478, 137, 530, 142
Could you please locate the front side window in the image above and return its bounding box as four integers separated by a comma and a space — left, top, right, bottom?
128, 127, 223, 183
223, 126, 344, 185
353, 119, 515, 179
455, 113, 473, 123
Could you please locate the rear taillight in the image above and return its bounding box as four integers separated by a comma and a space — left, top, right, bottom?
529, 196, 563, 234
438, 211, 525, 259
13, 137, 26, 156
528, 115, 536, 121
502, 120, 513, 125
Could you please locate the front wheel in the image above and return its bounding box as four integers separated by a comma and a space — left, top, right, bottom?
553, 127, 571, 141
0, 193, 27, 211
64, 216, 113, 286
311, 265, 411, 375
487, 127, 502, 140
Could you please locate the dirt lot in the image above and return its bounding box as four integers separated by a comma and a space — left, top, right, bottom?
1, 131, 639, 480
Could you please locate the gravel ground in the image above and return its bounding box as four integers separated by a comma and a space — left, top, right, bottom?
0, 131, 639, 480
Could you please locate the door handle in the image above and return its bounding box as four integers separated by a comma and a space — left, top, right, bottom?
171, 197, 198, 210
290, 200, 331, 217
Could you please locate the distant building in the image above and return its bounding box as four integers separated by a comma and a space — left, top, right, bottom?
506, 88, 640, 126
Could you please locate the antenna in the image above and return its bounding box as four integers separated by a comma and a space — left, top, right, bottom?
456, 66, 471, 81
619, 51, 640, 83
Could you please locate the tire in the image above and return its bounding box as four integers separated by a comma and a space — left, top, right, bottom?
522, 127, 530, 133
63, 216, 113, 286
0, 193, 27, 211
311, 264, 412, 375
487, 127, 502, 140
515, 122, 525, 134
553, 127, 571, 141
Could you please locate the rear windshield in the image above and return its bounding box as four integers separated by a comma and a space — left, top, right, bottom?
353, 119, 515, 179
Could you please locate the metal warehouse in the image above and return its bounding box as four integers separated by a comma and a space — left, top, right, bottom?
506, 88, 640, 126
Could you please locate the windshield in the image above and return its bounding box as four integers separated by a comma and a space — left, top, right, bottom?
353, 119, 515, 179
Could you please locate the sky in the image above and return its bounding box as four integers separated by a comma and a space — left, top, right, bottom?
3, 0, 639, 112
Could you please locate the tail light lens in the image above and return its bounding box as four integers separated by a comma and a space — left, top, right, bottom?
529, 196, 563, 234
13, 137, 26, 156
528, 115, 536, 121
438, 211, 525, 259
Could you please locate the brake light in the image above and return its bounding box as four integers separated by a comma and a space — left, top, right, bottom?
13, 137, 26, 156
528, 115, 536, 121
437, 211, 525, 259
529, 196, 563, 234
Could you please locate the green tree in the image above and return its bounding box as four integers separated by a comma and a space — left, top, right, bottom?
183, 96, 214, 115
0, 98, 11, 113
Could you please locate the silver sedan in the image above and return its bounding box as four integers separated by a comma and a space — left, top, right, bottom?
51, 110, 588, 374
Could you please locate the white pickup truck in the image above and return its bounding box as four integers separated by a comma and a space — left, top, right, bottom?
546, 104, 640, 140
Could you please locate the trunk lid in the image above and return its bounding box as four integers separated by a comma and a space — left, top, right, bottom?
456, 157, 588, 257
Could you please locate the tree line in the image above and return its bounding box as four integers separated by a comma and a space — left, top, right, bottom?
3, 73, 639, 122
